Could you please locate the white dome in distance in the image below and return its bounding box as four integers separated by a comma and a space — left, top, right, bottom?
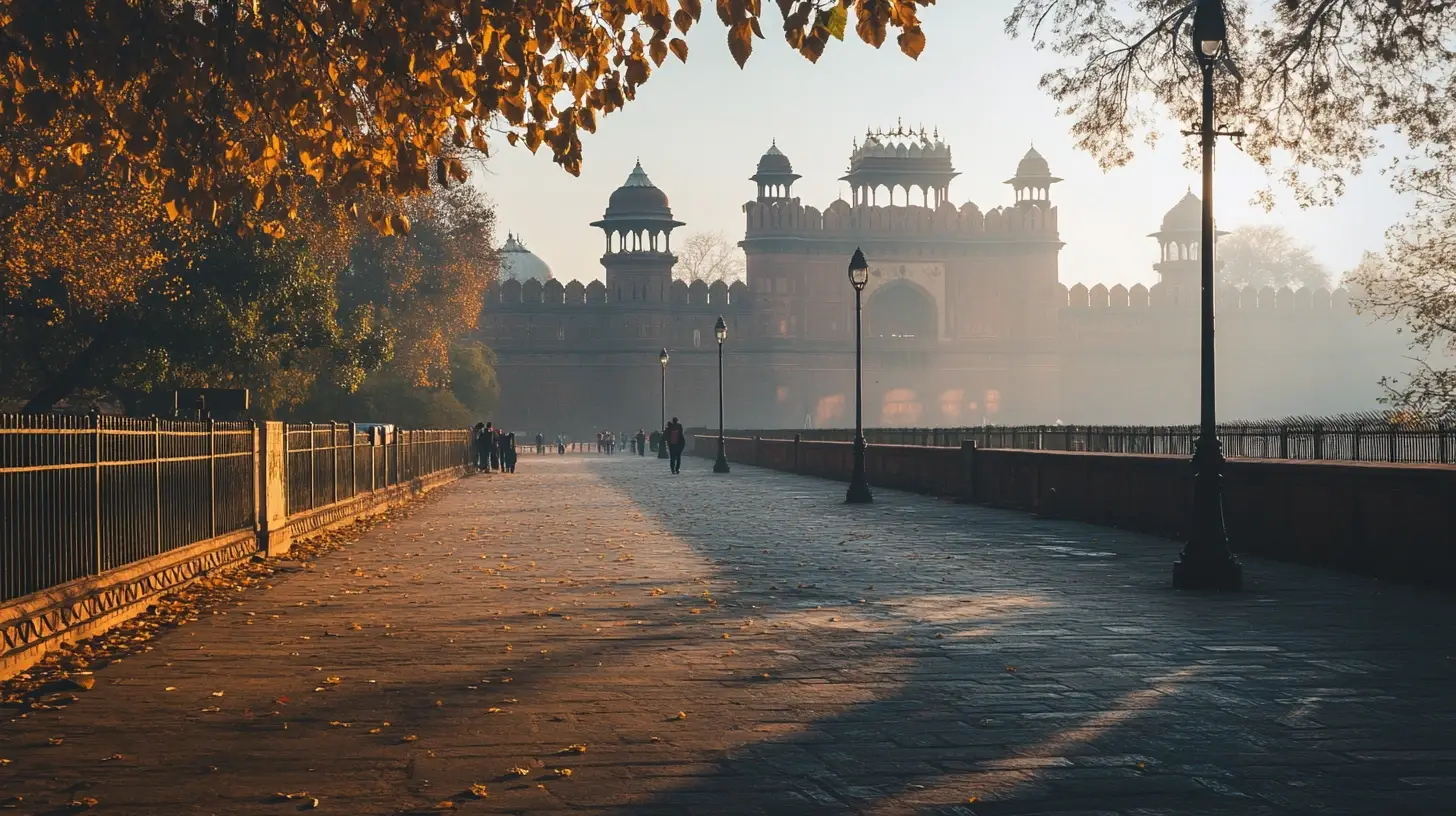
499, 233, 554, 282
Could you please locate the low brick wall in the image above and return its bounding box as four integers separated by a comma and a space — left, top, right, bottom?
692, 433, 1456, 589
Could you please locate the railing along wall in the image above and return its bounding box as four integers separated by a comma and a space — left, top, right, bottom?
737, 415, 1456, 465
0, 413, 255, 604
282, 424, 470, 516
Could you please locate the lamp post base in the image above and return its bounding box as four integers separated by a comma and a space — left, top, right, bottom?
845, 437, 873, 504
1172, 550, 1243, 590
713, 439, 730, 473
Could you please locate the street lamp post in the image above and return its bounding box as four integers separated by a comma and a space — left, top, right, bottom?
1173, 0, 1242, 590
658, 347, 670, 459
845, 248, 873, 504
713, 316, 730, 474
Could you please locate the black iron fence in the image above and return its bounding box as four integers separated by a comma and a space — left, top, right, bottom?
2, 415, 470, 605
0, 414, 255, 603
732, 413, 1456, 465
283, 423, 470, 515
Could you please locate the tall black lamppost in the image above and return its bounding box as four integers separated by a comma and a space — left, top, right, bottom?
713, 315, 730, 474
1173, 0, 1242, 589
658, 347, 671, 459
845, 248, 873, 504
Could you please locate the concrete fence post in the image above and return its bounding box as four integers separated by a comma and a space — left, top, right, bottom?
258, 421, 291, 556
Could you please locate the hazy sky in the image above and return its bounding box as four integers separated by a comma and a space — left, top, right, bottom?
474, 1, 1408, 290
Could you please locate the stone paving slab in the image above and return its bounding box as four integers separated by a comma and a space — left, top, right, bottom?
2, 455, 1455, 815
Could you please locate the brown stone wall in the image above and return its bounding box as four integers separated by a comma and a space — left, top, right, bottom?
692, 433, 1456, 589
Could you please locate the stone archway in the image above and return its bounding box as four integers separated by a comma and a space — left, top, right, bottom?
865, 280, 937, 340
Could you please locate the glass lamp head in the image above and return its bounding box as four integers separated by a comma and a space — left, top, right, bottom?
1191, 0, 1228, 63
714, 315, 727, 344
659, 347, 669, 367
848, 247, 870, 291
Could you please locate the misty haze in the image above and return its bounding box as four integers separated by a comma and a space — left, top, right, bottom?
3, 1, 1455, 814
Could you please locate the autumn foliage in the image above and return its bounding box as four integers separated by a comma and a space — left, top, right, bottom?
1, 0, 933, 230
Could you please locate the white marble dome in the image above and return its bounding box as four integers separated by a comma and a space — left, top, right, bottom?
499, 233, 554, 282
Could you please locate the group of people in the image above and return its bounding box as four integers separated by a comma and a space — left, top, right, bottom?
478, 419, 687, 473
471, 422, 518, 473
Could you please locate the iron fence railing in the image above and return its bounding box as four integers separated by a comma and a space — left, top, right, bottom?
283, 423, 470, 516
730, 413, 1456, 465
0, 413, 255, 604
2, 415, 471, 605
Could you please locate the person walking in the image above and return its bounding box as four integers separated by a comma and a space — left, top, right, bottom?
503, 433, 518, 473
491, 427, 505, 471
535, 432, 545, 455
636, 429, 647, 457
482, 422, 497, 472
556, 433, 565, 455
472, 422, 488, 470
665, 417, 686, 474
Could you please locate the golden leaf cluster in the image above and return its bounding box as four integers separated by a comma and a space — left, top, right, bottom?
0, 0, 933, 225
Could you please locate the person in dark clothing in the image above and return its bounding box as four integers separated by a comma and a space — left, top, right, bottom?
666, 417, 685, 474
636, 429, 647, 456
483, 422, 497, 471
490, 428, 503, 471
472, 422, 488, 470
649, 429, 660, 454
535, 432, 545, 455
503, 433, 518, 473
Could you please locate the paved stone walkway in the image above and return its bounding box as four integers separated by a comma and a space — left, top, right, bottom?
3, 455, 1456, 815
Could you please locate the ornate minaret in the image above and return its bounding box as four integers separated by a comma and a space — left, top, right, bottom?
841, 122, 959, 208
590, 160, 683, 304
1149, 189, 1225, 306
750, 141, 801, 202
1004, 146, 1062, 207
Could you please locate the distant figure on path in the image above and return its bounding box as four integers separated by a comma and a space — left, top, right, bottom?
491, 428, 504, 471
483, 422, 498, 472
503, 433, 518, 473
666, 417, 685, 474
649, 429, 660, 454
535, 432, 545, 455
472, 423, 489, 470
557, 434, 566, 455
636, 429, 647, 456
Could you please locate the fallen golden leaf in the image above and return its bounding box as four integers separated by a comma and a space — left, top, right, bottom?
101, 753, 125, 761
505, 766, 530, 777
273, 793, 310, 801
324, 676, 342, 685
466, 783, 488, 798
560, 744, 587, 754
430, 802, 455, 810
672, 711, 687, 720
47, 737, 64, 745
68, 797, 99, 809
552, 768, 573, 777
402, 734, 419, 743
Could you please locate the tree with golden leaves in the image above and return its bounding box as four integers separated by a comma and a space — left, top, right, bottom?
1, 0, 933, 230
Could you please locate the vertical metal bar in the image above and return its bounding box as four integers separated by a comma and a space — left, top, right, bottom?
93, 412, 102, 576
154, 417, 163, 554
309, 422, 316, 509
208, 418, 217, 538
331, 421, 339, 505
349, 422, 357, 498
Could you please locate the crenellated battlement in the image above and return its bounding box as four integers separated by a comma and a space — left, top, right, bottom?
743, 198, 1059, 240
484, 276, 751, 310
1057, 281, 1355, 316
